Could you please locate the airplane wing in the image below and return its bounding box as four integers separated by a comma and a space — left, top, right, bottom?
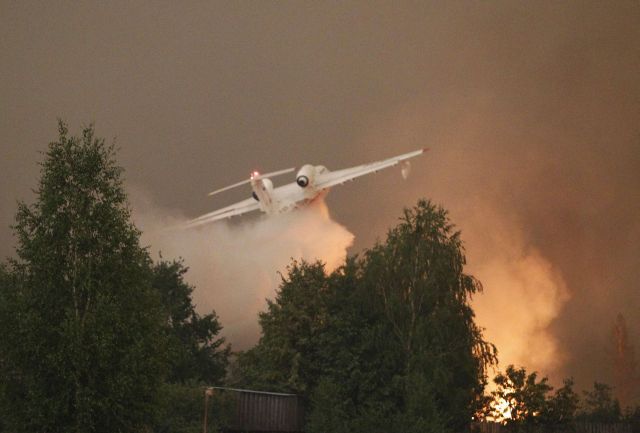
314, 148, 426, 190
184, 197, 260, 228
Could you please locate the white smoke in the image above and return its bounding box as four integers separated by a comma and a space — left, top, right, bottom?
130, 189, 354, 349
130, 180, 570, 379
458, 203, 570, 381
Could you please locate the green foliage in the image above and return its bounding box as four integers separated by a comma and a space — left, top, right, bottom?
362, 200, 497, 429
484, 365, 553, 425
479, 367, 633, 431
235, 260, 332, 394
306, 378, 355, 433
234, 200, 496, 433
153, 384, 234, 433
579, 382, 622, 423
623, 405, 640, 433
547, 378, 580, 424
0, 264, 12, 433
0, 122, 167, 432
154, 383, 204, 433
152, 259, 230, 384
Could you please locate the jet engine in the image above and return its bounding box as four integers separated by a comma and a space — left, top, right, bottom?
296, 164, 316, 188
260, 177, 274, 193
252, 177, 274, 209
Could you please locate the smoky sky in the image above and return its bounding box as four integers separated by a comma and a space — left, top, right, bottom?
1, 1, 639, 393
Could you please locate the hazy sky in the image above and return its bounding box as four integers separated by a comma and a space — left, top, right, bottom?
1, 1, 638, 395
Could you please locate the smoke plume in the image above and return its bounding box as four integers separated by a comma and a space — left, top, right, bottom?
460, 203, 570, 379
131, 189, 354, 349
132, 182, 571, 381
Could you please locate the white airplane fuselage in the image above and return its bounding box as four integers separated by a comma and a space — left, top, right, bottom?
250, 174, 327, 215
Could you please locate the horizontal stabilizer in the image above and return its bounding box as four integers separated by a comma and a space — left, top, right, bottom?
208, 178, 252, 196
207, 167, 295, 196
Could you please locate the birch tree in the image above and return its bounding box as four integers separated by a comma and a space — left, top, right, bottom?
0, 121, 166, 433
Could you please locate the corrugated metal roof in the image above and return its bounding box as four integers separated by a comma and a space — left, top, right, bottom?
207, 386, 297, 397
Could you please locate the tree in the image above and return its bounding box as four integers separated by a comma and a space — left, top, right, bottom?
362, 200, 497, 430
482, 365, 553, 425
151, 258, 229, 384
0, 122, 166, 432
546, 378, 580, 424
0, 263, 14, 433
233, 260, 334, 394
480, 367, 581, 428
579, 382, 622, 423
623, 405, 640, 433
612, 313, 638, 409
234, 200, 496, 433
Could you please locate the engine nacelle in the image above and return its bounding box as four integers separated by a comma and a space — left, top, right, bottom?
251, 177, 275, 213
252, 177, 274, 201
261, 177, 274, 193
296, 164, 316, 188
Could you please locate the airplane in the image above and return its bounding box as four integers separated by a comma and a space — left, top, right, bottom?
185, 148, 427, 228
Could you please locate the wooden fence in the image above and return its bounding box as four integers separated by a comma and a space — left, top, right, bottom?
472, 422, 633, 433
